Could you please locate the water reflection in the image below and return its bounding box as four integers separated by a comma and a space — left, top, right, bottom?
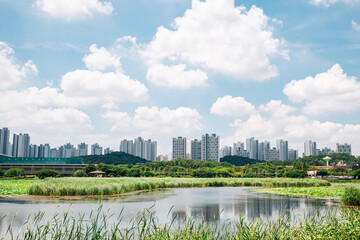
0, 187, 339, 237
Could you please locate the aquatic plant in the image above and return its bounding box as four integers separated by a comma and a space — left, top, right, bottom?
2, 205, 360, 239
27, 177, 330, 196
342, 187, 360, 206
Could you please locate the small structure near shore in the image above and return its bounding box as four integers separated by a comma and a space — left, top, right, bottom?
323, 156, 331, 166
88, 170, 105, 177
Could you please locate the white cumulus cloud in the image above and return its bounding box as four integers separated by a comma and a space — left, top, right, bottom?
141, 0, 287, 87
352, 20, 360, 31
0, 42, 38, 90
210, 95, 256, 117
225, 100, 360, 155
104, 106, 202, 136
283, 64, 360, 115
35, 0, 114, 21
146, 64, 208, 88
60, 70, 148, 104
309, 0, 360, 7
83, 44, 122, 72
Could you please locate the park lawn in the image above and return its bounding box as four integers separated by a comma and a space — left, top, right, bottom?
0, 179, 43, 196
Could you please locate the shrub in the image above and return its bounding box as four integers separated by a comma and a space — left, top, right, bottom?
342, 187, 360, 206
352, 169, 360, 179
285, 170, 307, 178
37, 169, 60, 179
74, 170, 86, 177
0, 167, 4, 177
142, 171, 155, 177
5, 168, 25, 178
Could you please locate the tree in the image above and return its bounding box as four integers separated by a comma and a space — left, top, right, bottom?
352, 169, 360, 179
284, 170, 307, 178
84, 164, 97, 174
5, 168, 25, 178
37, 169, 60, 179
74, 170, 86, 177
317, 169, 329, 178
0, 167, 4, 177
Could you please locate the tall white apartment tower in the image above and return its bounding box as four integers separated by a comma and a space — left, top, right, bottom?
0, 127, 10, 155
304, 140, 317, 156
191, 139, 201, 160
246, 137, 258, 160
172, 137, 186, 160
201, 133, 219, 161
276, 139, 289, 161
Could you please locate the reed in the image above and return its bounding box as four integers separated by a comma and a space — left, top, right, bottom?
27, 177, 330, 196
3, 205, 360, 239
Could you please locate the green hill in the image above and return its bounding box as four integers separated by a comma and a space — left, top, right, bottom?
82, 151, 149, 165
220, 155, 266, 166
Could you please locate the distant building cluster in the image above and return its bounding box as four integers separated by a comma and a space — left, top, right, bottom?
219, 138, 297, 161
172, 133, 220, 161
0, 127, 110, 158
0, 127, 354, 161
220, 138, 352, 161
120, 137, 157, 161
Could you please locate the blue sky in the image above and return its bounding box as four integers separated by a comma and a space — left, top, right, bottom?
0, 0, 360, 156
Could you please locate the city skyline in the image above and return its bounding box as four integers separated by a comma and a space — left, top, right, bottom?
0, 0, 360, 155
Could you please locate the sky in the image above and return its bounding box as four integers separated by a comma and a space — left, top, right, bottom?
0, 0, 360, 156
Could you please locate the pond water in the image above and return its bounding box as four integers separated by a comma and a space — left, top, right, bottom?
0, 187, 339, 237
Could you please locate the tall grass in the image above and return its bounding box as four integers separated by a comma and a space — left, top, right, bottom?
28, 177, 330, 196
3, 205, 360, 239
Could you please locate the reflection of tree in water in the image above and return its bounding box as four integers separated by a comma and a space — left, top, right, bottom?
172, 210, 187, 222
243, 196, 299, 220
190, 204, 220, 222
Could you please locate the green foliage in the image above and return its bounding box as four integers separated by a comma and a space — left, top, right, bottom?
37, 169, 60, 179
352, 169, 360, 179
284, 170, 307, 178
220, 155, 265, 166
0, 166, 3, 176
0, 179, 42, 195
28, 177, 330, 196
74, 170, 86, 177
258, 187, 344, 198
317, 169, 329, 177
5, 168, 25, 178
83, 151, 148, 165
342, 187, 360, 206
273, 153, 360, 167
84, 164, 97, 174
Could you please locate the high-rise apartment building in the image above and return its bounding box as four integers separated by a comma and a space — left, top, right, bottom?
246, 137, 258, 160
172, 136, 186, 160
288, 149, 298, 160
191, 139, 201, 160
12, 133, 30, 157
201, 134, 219, 161
219, 146, 232, 158
336, 143, 351, 155
120, 138, 157, 161
0, 127, 10, 155
304, 140, 317, 156
91, 143, 103, 155
104, 147, 113, 155
77, 143, 88, 156
276, 139, 289, 161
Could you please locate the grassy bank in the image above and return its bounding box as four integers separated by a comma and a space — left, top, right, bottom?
28, 177, 330, 196
4, 206, 360, 239
0, 179, 42, 196
256, 187, 344, 198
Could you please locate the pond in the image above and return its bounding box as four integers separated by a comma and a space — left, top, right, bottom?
0, 187, 339, 237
